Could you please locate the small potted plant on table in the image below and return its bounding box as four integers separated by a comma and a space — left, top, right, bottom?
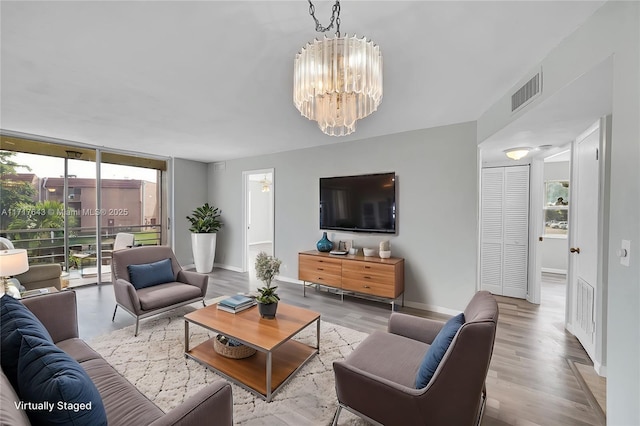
255, 251, 282, 319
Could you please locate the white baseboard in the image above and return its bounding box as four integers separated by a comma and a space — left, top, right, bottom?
185, 263, 245, 273
541, 267, 567, 275
213, 263, 244, 273
403, 300, 460, 316
594, 361, 607, 377
276, 275, 303, 285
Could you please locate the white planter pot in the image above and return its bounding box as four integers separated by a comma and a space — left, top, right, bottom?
191, 233, 217, 273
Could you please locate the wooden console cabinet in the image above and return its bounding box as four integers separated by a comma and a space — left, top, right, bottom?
298, 251, 405, 309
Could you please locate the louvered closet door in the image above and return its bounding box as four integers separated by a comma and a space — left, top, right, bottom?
480, 168, 504, 295
502, 166, 529, 298
480, 166, 529, 298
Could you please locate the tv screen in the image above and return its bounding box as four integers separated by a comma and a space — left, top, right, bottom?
320, 172, 396, 234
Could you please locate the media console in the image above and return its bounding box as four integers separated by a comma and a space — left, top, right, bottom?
298, 250, 405, 310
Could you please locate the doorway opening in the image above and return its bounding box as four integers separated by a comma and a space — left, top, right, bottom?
242, 169, 274, 289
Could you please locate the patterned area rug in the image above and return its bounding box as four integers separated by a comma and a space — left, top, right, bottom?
89, 303, 369, 425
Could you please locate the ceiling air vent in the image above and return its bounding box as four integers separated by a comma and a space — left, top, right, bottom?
511, 69, 542, 113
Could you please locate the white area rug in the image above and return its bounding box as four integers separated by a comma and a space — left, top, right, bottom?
89, 303, 369, 425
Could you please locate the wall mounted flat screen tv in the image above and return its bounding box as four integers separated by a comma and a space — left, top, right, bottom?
320, 172, 396, 234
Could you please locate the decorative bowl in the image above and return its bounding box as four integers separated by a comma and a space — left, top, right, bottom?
363, 248, 377, 257
379, 250, 391, 259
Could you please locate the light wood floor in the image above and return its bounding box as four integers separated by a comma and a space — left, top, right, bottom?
74, 270, 605, 425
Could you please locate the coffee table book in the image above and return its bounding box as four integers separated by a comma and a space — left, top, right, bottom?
219, 294, 254, 309
217, 301, 256, 313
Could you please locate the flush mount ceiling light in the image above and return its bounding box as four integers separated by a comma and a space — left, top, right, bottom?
294, 0, 383, 137
504, 147, 531, 160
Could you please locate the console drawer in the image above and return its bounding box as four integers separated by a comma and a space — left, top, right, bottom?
299, 255, 342, 287
342, 277, 395, 298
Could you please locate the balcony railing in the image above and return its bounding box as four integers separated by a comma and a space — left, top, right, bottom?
2, 225, 162, 266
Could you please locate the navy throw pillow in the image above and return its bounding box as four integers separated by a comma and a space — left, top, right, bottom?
0, 294, 53, 389
17, 334, 107, 426
415, 313, 465, 388
127, 258, 174, 289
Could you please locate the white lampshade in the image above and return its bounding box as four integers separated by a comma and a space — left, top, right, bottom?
0, 249, 29, 277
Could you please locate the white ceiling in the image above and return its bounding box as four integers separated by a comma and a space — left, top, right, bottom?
1, 1, 608, 163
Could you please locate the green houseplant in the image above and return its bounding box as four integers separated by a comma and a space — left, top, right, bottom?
186, 203, 222, 273
186, 203, 222, 233
255, 251, 282, 319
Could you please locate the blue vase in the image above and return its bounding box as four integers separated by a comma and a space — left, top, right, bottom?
316, 232, 333, 252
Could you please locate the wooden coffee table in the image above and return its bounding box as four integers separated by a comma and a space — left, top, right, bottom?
184, 302, 320, 402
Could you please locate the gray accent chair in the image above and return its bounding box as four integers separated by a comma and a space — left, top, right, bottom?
332, 291, 498, 426
16, 263, 62, 291
1, 237, 62, 291
112, 246, 208, 336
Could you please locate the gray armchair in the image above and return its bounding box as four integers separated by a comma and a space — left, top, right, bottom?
112, 246, 208, 336
332, 291, 498, 426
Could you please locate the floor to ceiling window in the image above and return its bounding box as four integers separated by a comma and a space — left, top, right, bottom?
0, 135, 166, 287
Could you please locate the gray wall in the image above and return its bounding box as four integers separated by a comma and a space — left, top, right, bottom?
208, 123, 478, 312
172, 158, 208, 265
478, 2, 640, 423
542, 161, 570, 273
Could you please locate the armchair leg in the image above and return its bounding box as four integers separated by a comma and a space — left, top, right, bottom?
331, 405, 343, 426
112, 305, 118, 322
202, 300, 206, 307
134, 318, 140, 337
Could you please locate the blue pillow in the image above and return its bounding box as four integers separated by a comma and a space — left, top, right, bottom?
0, 294, 53, 389
415, 313, 465, 388
17, 335, 107, 426
127, 258, 174, 289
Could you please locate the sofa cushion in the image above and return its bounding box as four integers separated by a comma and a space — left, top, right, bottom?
0, 294, 53, 388
137, 282, 203, 311
343, 330, 429, 388
1, 368, 31, 426
128, 258, 174, 289
57, 338, 104, 364
17, 334, 107, 426
415, 313, 465, 388
80, 358, 164, 425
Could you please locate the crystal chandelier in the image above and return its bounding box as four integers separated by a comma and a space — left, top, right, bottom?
294, 0, 383, 137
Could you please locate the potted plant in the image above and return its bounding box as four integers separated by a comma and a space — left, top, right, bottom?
186, 203, 222, 273
255, 251, 282, 319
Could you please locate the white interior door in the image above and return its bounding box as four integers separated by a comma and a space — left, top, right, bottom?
569, 123, 600, 363
480, 165, 529, 298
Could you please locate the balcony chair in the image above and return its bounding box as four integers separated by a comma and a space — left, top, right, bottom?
332, 291, 498, 426
111, 246, 208, 336
101, 232, 135, 264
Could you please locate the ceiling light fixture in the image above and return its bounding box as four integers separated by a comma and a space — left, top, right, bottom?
294, 0, 383, 137
260, 175, 271, 193
504, 147, 531, 161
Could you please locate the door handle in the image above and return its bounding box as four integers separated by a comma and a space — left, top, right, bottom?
570, 247, 581, 254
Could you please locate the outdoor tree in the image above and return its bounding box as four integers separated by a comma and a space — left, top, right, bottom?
0, 151, 36, 230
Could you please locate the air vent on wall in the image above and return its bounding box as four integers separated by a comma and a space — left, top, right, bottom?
511, 68, 542, 113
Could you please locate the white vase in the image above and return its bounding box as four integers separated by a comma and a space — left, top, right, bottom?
191, 233, 217, 273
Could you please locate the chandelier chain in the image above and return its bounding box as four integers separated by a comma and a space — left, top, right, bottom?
308, 0, 341, 37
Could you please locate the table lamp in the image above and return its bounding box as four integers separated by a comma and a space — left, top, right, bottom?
0, 249, 29, 299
